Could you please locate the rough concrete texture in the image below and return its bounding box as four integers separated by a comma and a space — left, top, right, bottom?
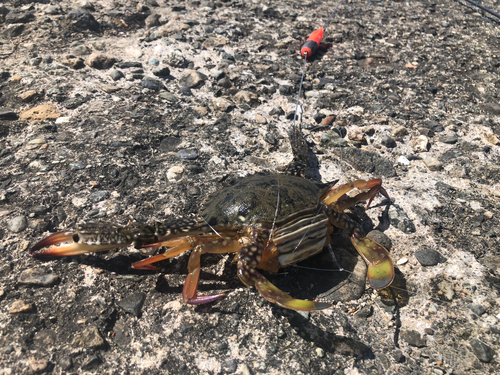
0, 0, 499, 374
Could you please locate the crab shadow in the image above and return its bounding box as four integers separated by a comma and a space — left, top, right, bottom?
271, 307, 374, 359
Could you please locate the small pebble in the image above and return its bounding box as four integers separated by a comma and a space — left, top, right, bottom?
410, 135, 430, 153
315, 347, 325, 358
469, 338, 495, 363
71, 326, 105, 349
153, 66, 170, 77
109, 69, 124, 81
176, 149, 198, 160
223, 359, 237, 373
10, 300, 35, 314
381, 135, 396, 148
423, 157, 443, 171
397, 155, 410, 165
19, 268, 59, 286
401, 330, 427, 347
179, 70, 207, 88
118, 293, 146, 317
468, 304, 486, 316
397, 257, 408, 265
210, 97, 233, 112
7, 215, 27, 233
88, 190, 109, 203
28, 358, 49, 372
415, 249, 446, 266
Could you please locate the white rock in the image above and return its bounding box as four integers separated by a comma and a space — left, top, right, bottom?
397, 156, 410, 165
72, 197, 87, 207
469, 201, 483, 211
55, 117, 71, 124
410, 135, 430, 152
166, 166, 184, 182
397, 257, 408, 265
347, 106, 364, 115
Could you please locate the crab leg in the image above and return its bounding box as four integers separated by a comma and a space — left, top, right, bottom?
30, 220, 211, 258
181, 238, 241, 305
238, 227, 332, 311
131, 235, 226, 271
327, 210, 394, 289
321, 179, 389, 209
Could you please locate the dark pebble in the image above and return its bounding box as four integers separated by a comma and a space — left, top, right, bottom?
468, 304, 486, 316
2, 24, 24, 38
82, 355, 103, 371
176, 149, 198, 160
424, 328, 435, 335
31, 57, 42, 66
221, 52, 235, 61
268, 106, 285, 116
332, 126, 347, 138
427, 86, 438, 94
110, 69, 124, 81
381, 135, 396, 148
392, 349, 405, 363
59, 356, 73, 371
355, 305, 373, 319
264, 133, 277, 145
153, 66, 170, 77
66, 8, 99, 31
401, 330, 427, 347
279, 85, 292, 95
223, 359, 237, 373
5, 10, 35, 24
118, 292, 146, 317
340, 147, 396, 177
440, 135, 458, 144
141, 80, 163, 91
439, 148, 464, 162
313, 113, 326, 123
388, 204, 416, 233
469, 338, 495, 363
407, 154, 422, 161
56, 206, 67, 223
115, 61, 142, 68
179, 86, 192, 96
4, 345, 14, 354
414, 249, 446, 266
88, 190, 109, 203
0, 110, 18, 120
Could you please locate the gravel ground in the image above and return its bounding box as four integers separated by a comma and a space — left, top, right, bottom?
1, 0, 500, 374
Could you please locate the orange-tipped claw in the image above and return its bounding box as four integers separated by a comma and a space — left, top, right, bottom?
31, 231, 125, 257
30, 231, 75, 256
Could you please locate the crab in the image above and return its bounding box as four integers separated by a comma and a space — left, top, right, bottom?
30, 125, 394, 311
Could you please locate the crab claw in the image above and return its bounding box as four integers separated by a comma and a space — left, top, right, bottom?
30, 230, 126, 257
351, 234, 394, 290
